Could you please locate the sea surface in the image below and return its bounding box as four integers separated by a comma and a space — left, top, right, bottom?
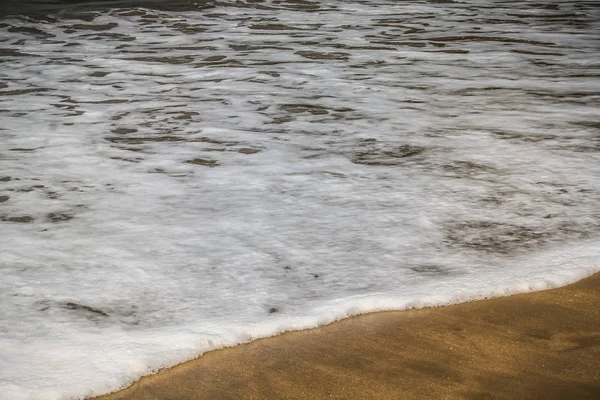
1, 1, 599, 399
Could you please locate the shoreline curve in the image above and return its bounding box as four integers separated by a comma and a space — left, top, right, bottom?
95, 271, 600, 400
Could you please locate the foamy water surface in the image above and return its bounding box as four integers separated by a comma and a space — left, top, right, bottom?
1, 1, 599, 398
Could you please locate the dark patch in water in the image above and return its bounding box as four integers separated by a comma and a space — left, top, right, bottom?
386, 145, 426, 158
47, 212, 73, 222
352, 144, 426, 166
440, 160, 498, 179
427, 35, 556, 47
203, 55, 226, 62
510, 49, 563, 56
185, 158, 219, 167
169, 22, 208, 35
250, 24, 302, 31
0, 195, 9, 203
426, 49, 469, 54
8, 25, 54, 37
71, 22, 118, 31
571, 121, 600, 130
409, 264, 452, 276
295, 50, 350, 61
270, 115, 295, 124
2, 215, 35, 223
1, 0, 215, 19
110, 156, 142, 163
370, 40, 427, 48
560, 141, 600, 153
237, 147, 261, 154
106, 135, 185, 144
111, 127, 138, 134
82, 98, 128, 104
268, 307, 279, 314
125, 55, 195, 64
62, 302, 109, 317
445, 221, 548, 254
1, 88, 50, 95
89, 71, 110, 77
281, 103, 329, 115
490, 129, 557, 143
168, 111, 200, 120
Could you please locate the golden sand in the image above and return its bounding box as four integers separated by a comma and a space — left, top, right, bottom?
97, 273, 600, 400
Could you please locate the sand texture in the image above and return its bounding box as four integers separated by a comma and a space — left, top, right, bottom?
97, 273, 600, 400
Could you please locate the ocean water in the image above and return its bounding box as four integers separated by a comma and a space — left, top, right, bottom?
1, 0, 599, 398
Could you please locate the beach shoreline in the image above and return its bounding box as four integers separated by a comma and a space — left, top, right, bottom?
96, 272, 600, 400
3, 1, 600, 398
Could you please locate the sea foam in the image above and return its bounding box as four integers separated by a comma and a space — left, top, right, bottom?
1, 1, 599, 399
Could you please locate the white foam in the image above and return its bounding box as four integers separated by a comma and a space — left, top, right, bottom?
1, 1, 599, 399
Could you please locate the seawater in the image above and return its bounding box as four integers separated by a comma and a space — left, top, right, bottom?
1, 1, 599, 399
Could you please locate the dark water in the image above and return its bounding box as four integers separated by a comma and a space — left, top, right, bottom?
0, 0, 213, 17
4, 0, 600, 19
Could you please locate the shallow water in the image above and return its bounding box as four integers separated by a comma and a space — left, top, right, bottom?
1, 1, 599, 399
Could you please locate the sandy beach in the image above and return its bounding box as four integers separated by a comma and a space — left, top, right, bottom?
96, 272, 600, 400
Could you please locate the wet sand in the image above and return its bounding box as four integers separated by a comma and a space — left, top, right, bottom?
97, 273, 600, 400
